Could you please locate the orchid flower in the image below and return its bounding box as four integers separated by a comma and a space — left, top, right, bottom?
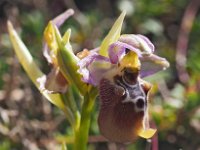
77, 12, 169, 142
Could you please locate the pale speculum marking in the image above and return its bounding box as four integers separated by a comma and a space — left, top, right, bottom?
113, 70, 147, 112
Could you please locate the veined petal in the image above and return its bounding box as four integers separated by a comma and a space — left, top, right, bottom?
108, 42, 126, 64
77, 52, 111, 86
77, 52, 99, 84
99, 11, 126, 57
140, 54, 170, 78
37, 67, 68, 94
119, 34, 154, 55
43, 9, 74, 64
88, 57, 112, 86
108, 34, 169, 78
52, 9, 74, 28
137, 35, 155, 53
108, 41, 143, 64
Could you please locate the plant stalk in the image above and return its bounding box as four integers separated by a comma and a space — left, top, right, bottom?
74, 87, 97, 150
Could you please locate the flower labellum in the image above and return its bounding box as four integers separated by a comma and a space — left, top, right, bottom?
98, 52, 155, 143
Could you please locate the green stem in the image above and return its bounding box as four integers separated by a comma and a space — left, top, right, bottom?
74, 87, 98, 150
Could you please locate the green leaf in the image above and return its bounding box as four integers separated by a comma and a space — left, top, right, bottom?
99, 11, 126, 57
7, 21, 66, 110
53, 24, 88, 95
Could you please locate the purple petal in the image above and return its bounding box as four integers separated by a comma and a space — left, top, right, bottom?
77, 52, 111, 86
108, 41, 143, 64
52, 9, 74, 27
137, 34, 155, 53
108, 35, 168, 78
108, 42, 126, 64
140, 54, 170, 78
119, 34, 154, 54
43, 9, 74, 65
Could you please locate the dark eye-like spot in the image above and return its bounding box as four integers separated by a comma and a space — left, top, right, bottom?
123, 67, 139, 85
136, 99, 144, 108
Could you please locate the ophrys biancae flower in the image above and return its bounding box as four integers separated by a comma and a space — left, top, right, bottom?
77, 15, 169, 142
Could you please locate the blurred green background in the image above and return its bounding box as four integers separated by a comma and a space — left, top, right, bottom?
0, 0, 200, 149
